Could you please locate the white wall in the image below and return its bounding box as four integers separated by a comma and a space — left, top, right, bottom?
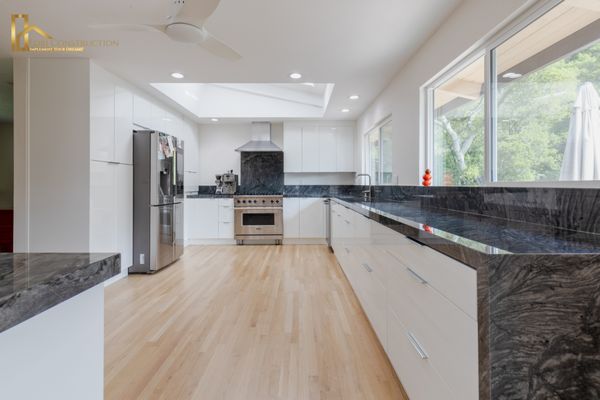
356, 0, 533, 184
196, 122, 284, 185
14, 58, 91, 252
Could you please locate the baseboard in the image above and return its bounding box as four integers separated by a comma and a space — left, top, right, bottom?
103, 269, 128, 287
283, 238, 327, 245
185, 239, 237, 246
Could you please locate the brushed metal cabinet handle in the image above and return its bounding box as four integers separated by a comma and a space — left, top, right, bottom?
344, 220, 351, 224
406, 267, 427, 285
361, 263, 373, 273
345, 247, 350, 254
407, 331, 429, 359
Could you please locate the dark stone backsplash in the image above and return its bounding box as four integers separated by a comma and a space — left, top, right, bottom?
239, 152, 284, 195
192, 183, 600, 235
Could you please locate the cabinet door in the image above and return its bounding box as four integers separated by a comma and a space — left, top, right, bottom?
318, 127, 337, 172
114, 86, 133, 165
194, 199, 219, 239
283, 198, 300, 238
301, 125, 320, 172
299, 198, 325, 238
284, 124, 302, 172
90, 71, 115, 162
90, 161, 116, 252
116, 164, 133, 270
336, 126, 355, 172
133, 95, 152, 129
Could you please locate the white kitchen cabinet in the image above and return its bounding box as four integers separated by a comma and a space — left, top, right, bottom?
115, 164, 133, 270
185, 198, 234, 241
318, 126, 337, 172
284, 122, 355, 173
218, 198, 234, 239
114, 86, 133, 165
181, 118, 200, 174
284, 198, 326, 240
283, 198, 300, 238
330, 201, 478, 400
301, 126, 320, 173
133, 95, 153, 129
194, 199, 220, 239
90, 67, 115, 163
90, 162, 133, 271
284, 124, 303, 172
336, 126, 355, 172
298, 198, 326, 238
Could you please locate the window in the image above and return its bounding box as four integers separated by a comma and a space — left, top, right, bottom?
432, 55, 485, 185
426, 0, 600, 185
365, 120, 393, 184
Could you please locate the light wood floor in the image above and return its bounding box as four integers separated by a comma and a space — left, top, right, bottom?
105, 245, 407, 400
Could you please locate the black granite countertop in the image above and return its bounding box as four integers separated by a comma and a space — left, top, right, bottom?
186, 193, 234, 199
333, 197, 600, 258
0, 253, 120, 333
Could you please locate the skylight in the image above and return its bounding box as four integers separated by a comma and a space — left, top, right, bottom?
151, 83, 335, 119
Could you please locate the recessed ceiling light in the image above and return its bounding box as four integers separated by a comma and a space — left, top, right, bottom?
211, 118, 219, 122
341, 108, 350, 113
502, 72, 522, 79
289, 72, 302, 80
171, 72, 184, 79
349, 95, 360, 100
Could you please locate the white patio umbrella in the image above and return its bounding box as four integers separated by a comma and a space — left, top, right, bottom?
560, 82, 600, 180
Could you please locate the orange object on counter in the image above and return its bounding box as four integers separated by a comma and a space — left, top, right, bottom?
422, 169, 432, 187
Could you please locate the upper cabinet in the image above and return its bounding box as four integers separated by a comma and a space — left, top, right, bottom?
284, 122, 355, 173
90, 67, 133, 165
90, 66, 116, 163
114, 86, 133, 165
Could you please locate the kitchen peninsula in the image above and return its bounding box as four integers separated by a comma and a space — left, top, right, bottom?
0, 253, 120, 400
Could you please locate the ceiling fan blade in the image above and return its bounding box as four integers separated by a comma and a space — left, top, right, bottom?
176, 0, 222, 24
198, 31, 241, 61
89, 24, 166, 33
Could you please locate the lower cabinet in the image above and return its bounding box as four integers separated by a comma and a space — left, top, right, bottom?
90, 161, 133, 272
331, 201, 478, 400
185, 198, 234, 241
283, 197, 326, 240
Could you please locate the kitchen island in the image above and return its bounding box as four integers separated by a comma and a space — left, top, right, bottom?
0, 253, 120, 400
331, 196, 600, 400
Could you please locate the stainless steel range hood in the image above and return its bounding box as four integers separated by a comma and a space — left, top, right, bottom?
235, 122, 282, 152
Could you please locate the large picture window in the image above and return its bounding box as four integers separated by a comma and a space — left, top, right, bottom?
365, 120, 393, 184
427, 0, 600, 185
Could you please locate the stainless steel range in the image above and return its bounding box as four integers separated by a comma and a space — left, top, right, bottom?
234, 195, 283, 245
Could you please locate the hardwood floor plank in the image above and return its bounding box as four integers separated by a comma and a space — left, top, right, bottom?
105, 245, 407, 400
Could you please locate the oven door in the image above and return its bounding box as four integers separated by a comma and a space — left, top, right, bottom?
235, 208, 283, 236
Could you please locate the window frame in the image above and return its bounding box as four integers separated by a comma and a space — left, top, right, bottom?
422, 0, 600, 188
364, 117, 393, 185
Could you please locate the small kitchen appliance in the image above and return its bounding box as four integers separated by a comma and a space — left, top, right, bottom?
215, 170, 238, 195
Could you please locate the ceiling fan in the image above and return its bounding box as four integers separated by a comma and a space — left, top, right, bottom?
90, 0, 241, 61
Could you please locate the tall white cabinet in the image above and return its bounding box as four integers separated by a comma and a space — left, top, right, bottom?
89, 64, 134, 275
284, 122, 355, 173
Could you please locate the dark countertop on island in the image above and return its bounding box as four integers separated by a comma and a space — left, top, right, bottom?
331, 196, 600, 400
0, 253, 120, 333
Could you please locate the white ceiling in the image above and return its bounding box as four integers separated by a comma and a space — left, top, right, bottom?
0, 0, 462, 122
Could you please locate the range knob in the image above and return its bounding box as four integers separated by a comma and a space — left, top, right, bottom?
276, 200, 280, 204
271, 200, 275, 203
242, 200, 246, 203
262, 199, 266, 203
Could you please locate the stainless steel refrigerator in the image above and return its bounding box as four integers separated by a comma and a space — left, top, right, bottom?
130, 130, 184, 273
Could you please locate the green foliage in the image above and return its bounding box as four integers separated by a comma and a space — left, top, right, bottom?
434, 41, 600, 184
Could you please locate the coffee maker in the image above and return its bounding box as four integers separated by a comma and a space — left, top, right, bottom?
215, 170, 238, 194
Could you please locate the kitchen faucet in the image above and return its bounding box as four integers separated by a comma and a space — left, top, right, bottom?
355, 173, 372, 202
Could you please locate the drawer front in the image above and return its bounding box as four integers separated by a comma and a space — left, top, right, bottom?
359, 267, 387, 348
388, 257, 478, 400
218, 198, 233, 207
386, 236, 477, 319
218, 221, 234, 238
387, 310, 455, 400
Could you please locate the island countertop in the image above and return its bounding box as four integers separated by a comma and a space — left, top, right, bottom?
331, 196, 600, 399
0, 253, 120, 333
